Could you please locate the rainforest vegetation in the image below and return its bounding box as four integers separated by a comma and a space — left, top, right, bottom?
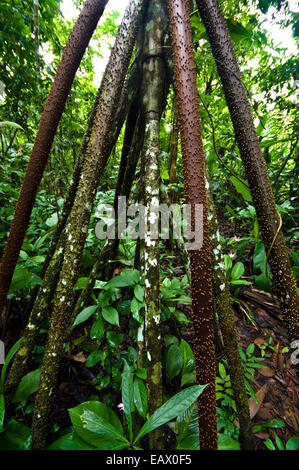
0, 0, 298, 452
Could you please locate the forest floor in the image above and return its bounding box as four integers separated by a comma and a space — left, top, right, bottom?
3, 212, 299, 450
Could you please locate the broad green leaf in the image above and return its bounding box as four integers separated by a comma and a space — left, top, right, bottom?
69, 401, 127, 449
166, 345, 183, 380
181, 372, 196, 387
90, 317, 105, 341
253, 241, 266, 272
45, 212, 58, 227
72, 305, 97, 329
224, 254, 232, 272
106, 331, 124, 348
133, 378, 147, 419
134, 284, 144, 302
253, 419, 285, 433
134, 385, 207, 443
230, 176, 252, 202
136, 368, 146, 380
86, 350, 105, 368
104, 269, 140, 289
231, 262, 245, 280
173, 311, 190, 325
102, 306, 119, 326
118, 300, 131, 315
12, 368, 41, 406
130, 297, 142, 322
286, 437, 299, 450
0, 420, 32, 450
218, 363, 226, 380
218, 433, 240, 450
47, 432, 95, 450
9, 267, 42, 293
180, 339, 195, 374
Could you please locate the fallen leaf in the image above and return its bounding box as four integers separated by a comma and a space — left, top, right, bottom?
70, 351, 86, 363
254, 337, 265, 345
249, 384, 268, 419
259, 367, 275, 378
255, 431, 269, 439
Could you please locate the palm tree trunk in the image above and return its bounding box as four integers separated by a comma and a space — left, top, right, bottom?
195, 0, 299, 356
166, 0, 217, 450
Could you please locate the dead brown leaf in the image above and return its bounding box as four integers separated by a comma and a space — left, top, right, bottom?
259, 367, 275, 378
249, 384, 268, 419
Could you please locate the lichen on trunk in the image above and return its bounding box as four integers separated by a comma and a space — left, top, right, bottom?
206, 172, 255, 450
140, 0, 169, 450
31, 0, 147, 449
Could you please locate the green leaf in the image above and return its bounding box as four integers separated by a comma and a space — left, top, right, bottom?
253, 419, 285, 433
45, 212, 58, 227
180, 339, 195, 374
86, 350, 105, 368
90, 317, 105, 341
118, 300, 131, 315
134, 385, 207, 443
231, 262, 245, 280
9, 267, 42, 293
246, 343, 255, 357
121, 361, 134, 442
173, 310, 190, 325
218, 363, 227, 380
12, 368, 41, 406
133, 378, 147, 419
166, 345, 183, 380
286, 437, 299, 450
47, 432, 95, 450
106, 331, 124, 348
0, 121, 24, 130
224, 254, 232, 272
130, 297, 142, 322
160, 168, 169, 180
0, 338, 21, 431
69, 401, 128, 449
104, 269, 140, 289
136, 368, 146, 380
0, 420, 32, 450
264, 438, 276, 450
253, 241, 266, 272
134, 284, 144, 302
181, 371, 196, 387
230, 176, 252, 202
72, 305, 97, 329
102, 306, 119, 326
218, 433, 240, 450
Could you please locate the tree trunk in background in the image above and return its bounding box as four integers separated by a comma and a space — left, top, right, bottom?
196, 0, 299, 354
0, 0, 109, 315
166, 0, 217, 450
206, 173, 255, 450
140, 0, 169, 450
31, 0, 147, 449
